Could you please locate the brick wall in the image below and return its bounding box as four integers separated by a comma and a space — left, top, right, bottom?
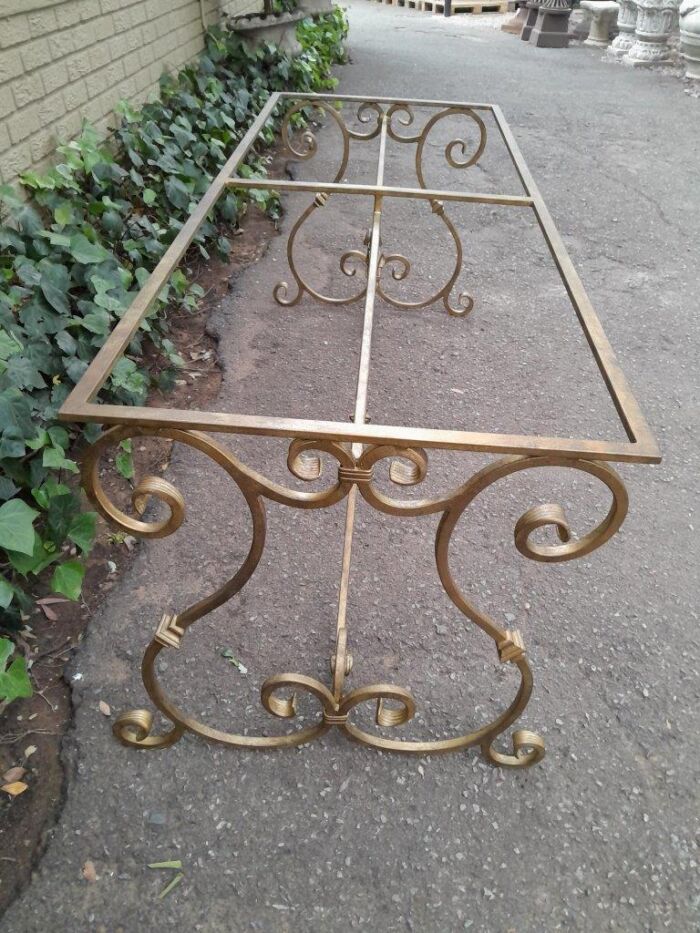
0, 0, 263, 184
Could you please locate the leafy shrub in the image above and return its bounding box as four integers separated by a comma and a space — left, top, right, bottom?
0, 10, 348, 635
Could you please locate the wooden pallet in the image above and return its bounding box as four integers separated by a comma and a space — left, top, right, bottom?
429, 0, 514, 12
372, 0, 514, 12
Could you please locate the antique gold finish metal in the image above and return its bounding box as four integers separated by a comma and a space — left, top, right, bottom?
61, 94, 659, 768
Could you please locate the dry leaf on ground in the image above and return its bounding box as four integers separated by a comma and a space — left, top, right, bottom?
2, 781, 28, 797
82, 860, 97, 882
2, 767, 26, 783
98, 700, 111, 717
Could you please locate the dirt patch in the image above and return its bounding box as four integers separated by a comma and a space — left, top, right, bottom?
0, 207, 277, 916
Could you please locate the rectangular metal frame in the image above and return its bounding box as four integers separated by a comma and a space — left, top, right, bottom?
60, 92, 660, 465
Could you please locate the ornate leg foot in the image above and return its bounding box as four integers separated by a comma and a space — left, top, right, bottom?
481, 729, 546, 768
113, 708, 185, 750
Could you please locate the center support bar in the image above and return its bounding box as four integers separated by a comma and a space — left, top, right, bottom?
334, 116, 388, 661
226, 178, 533, 208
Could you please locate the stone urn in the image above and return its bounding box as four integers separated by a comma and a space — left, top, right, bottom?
680, 0, 700, 76
230, 10, 308, 56
230, 0, 333, 56
529, 0, 573, 47
626, 0, 680, 63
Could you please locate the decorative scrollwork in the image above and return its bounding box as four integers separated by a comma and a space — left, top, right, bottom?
482, 729, 546, 768
273, 199, 370, 307
348, 101, 385, 140
414, 107, 487, 189
91, 424, 627, 768
280, 100, 351, 181
385, 102, 418, 142
113, 708, 184, 750
274, 101, 483, 315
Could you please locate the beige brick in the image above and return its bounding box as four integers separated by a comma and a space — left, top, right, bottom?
0, 46, 23, 83
86, 59, 123, 99
0, 85, 16, 121
112, 9, 133, 33
12, 72, 45, 108
55, 2, 82, 30
53, 108, 83, 144
62, 79, 89, 113
29, 127, 56, 163
66, 50, 92, 83
37, 89, 66, 128
41, 60, 69, 95
107, 33, 129, 62
48, 30, 76, 60
102, 0, 142, 11
8, 106, 40, 145
0, 15, 31, 49
0, 121, 11, 154
27, 8, 58, 38
116, 74, 138, 99
89, 43, 112, 72
127, 27, 145, 54
0, 142, 31, 183
122, 49, 143, 79
20, 37, 53, 73
79, 0, 103, 21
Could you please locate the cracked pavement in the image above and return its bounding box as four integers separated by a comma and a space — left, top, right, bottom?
3, 3, 699, 931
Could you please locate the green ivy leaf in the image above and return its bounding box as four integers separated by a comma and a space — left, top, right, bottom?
0, 638, 32, 703
0, 329, 22, 360
68, 511, 97, 553
46, 492, 76, 545
0, 577, 14, 609
69, 233, 110, 264
54, 201, 75, 226
39, 261, 71, 315
0, 477, 19, 501
7, 531, 59, 576
3, 355, 46, 390
0, 389, 36, 440
0, 498, 38, 556
80, 308, 112, 334
55, 330, 77, 355
42, 446, 79, 473
143, 188, 157, 206
51, 560, 85, 601
115, 438, 135, 480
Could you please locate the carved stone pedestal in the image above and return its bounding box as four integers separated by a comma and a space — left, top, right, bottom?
581, 0, 620, 45
607, 0, 639, 54
680, 0, 700, 76
626, 0, 679, 63
530, 0, 573, 46
521, 0, 542, 38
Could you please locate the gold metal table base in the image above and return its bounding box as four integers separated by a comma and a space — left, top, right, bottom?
61, 94, 659, 769
84, 426, 627, 767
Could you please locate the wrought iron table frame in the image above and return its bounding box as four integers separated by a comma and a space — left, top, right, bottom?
60, 93, 659, 768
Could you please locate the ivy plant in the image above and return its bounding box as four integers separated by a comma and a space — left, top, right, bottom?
0, 9, 348, 637
0, 637, 32, 705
